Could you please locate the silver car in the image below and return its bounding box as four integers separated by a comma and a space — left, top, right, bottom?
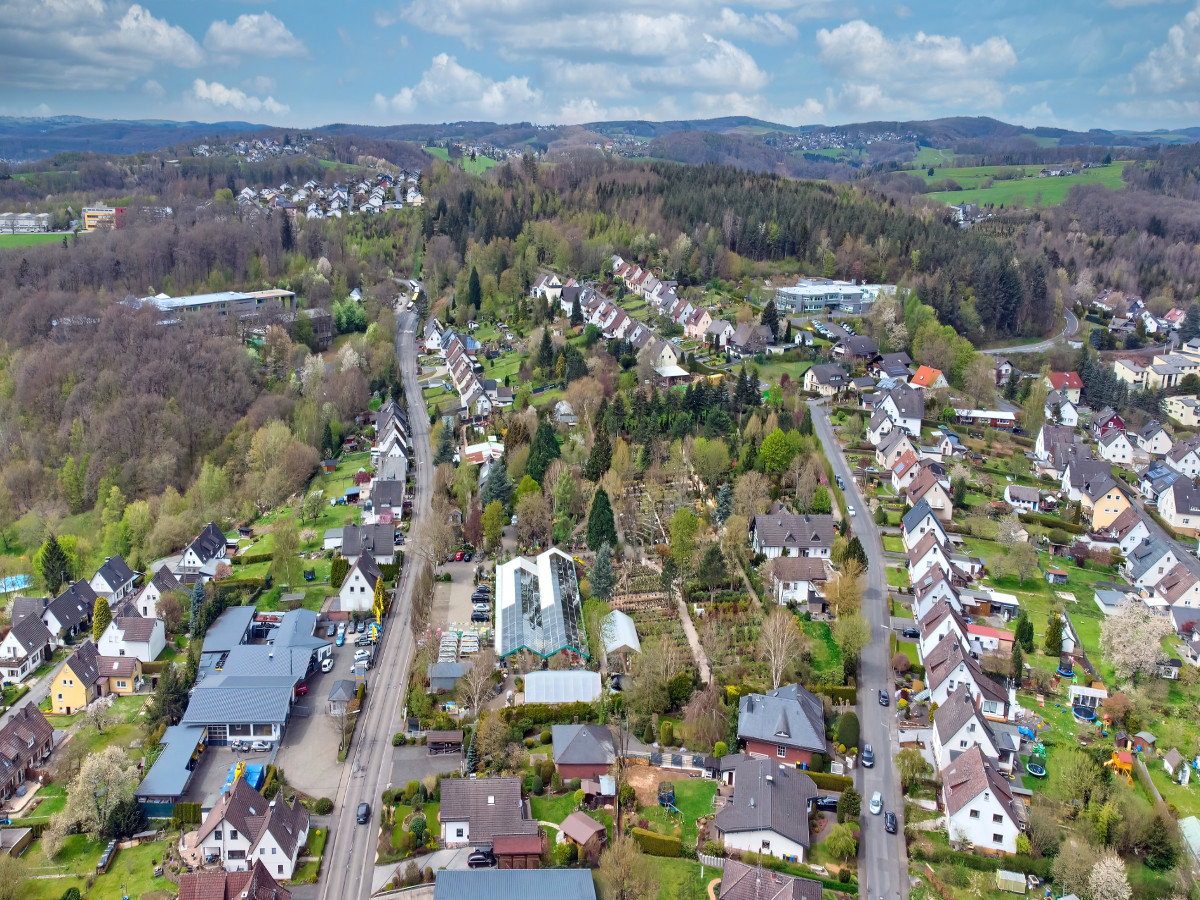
869, 791, 883, 815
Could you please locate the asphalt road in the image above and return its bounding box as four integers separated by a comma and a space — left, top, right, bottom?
981, 309, 1078, 356
320, 308, 432, 900
809, 399, 909, 900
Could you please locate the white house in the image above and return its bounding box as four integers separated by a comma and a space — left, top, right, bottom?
891, 451, 922, 493
876, 429, 916, 469
338, 550, 382, 612
932, 686, 1011, 774
178, 523, 228, 581
97, 616, 166, 663
877, 384, 924, 437
912, 569, 961, 621
924, 635, 1009, 719
1098, 430, 1136, 466
131, 566, 183, 620
1044, 390, 1079, 428
90, 555, 138, 604
1092, 507, 1150, 557
1136, 421, 1174, 456
712, 756, 815, 862
439, 776, 537, 847
866, 408, 896, 446
901, 500, 949, 553
0, 617, 54, 683
769, 557, 830, 605
907, 533, 954, 583
1167, 437, 1200, 478
1004, 484, 1041, 513
183, 779, 310, 880
1126, 539, 1185, 591
942, 745, 1022, 854
750, 508, 836, 560
917, 600, 971, 663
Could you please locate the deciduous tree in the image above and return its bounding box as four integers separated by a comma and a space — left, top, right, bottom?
1101, 601, 1173, 682
758, 606, 806, 689
598, 836, 657, 900
832, 613, 870, 660
455, 647, 497, 718
1088, 852, 1131, 900
92, 597, 112, 643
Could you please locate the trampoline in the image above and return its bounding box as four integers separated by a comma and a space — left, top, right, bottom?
1073, 705, 1096, 722
1026, 757, 1047, 778
1056, 664, 1075, 677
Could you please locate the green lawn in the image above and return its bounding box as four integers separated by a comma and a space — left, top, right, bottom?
748, 357, 813, 386
0, 233, 63, 249
887, 566, 910, 588
72, 695, 149, 760
925, 161, 1131, 208
531, 792, 579, 824
21, 834, 177, 900
882, 535, 905, 553
425, 146, 499, 175
802, 620, 845, 683
636, 779, 716, 848
14, 782, 66, 824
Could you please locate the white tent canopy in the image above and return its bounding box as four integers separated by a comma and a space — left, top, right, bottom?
602, 610, 641, 656
524, 670, 602, 705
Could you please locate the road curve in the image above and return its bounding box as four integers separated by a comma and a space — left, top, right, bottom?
809, 399, 909, 900
980, 308, 1078, 356
319, 309, 432, 900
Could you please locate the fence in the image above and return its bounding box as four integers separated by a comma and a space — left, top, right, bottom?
699, 853, 725, 869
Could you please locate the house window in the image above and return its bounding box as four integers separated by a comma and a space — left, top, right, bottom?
993, 814, 1003, 824
119, 649, 125, 656
456, 828, 464, 838
777, 745, 786, 758
271, 847, 276, 854
959, 740, 968, 749
969, 810, 980, 819
948, 680, 955, 690
967, 724, 975, 733
230, 830, 237, 840
215, 830, 222, 839
992, 834, 1003, 844
56, 693, 62, 701
116, 681, 126, 689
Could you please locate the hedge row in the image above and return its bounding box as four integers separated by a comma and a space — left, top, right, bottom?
502, 702, 597, 727
809, 685, 858, 705
172, 802, 202, 829
910, 845, 1052, 879
1017, 513, 1086, 535
631, 827, 681, 857
231, 552, 273, 566
808, 772, 854, 791
141, 661, 167, 675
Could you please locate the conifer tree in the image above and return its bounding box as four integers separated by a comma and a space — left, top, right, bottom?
92, 597, 112, 642
38, 534, 70, 595
190, 581, 206, 638
585, 421, 612, 483
587, 488, 618, 551
590, 543, 615, 601
715, 484, 733, 526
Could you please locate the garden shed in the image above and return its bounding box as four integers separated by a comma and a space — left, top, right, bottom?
996, 870, 1026, 894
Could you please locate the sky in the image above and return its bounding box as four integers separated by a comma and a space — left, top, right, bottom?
4, 0, 1200, 131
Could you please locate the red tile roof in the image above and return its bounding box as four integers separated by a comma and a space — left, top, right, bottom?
1048, 371, 1083, 390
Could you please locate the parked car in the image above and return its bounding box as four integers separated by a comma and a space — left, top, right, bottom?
354, 649, 371, 663
814, 796, 839, 813
355, 636, 373, 647
884, 811, 898, 833
295, 683, 308, 697
326, 623, 336, 638
356, 619, 366, 633
463, 552, 473, 562
474, 603, 491, 613
320, 657, 334, 673
455, 551, 465, 562
335, 630, 345, 647
250, 741, 270, 752
357, 802, 371, 824
848, 507, 856, 517
879, 690, 890, 707
869, 792, 883, 815
901, 627, 920, 639
835, 475, 844, 489
468, 849, 496, 868
471, 611, 490, 624
861, 744, 874, 768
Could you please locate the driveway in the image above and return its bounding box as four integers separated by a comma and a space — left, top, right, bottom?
431, 559, 484, 631
183, 744, 277, 804
981, 308, 1078, 355
391, 744, 463, 789
810, 399, 909, 900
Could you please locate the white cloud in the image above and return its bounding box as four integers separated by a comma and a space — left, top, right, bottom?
715, 8, 798, 44
142, 78, 165, 98
1025, 102, 1058, 126
204, 12, 306, 59
0, 0, 203, 90
243, 75, 277, 95
816, 20, 1016, 113
691, 91, 824, 125
189, 78, 290, 117
1129, 1, 1200, 94
374, 54, 541, 120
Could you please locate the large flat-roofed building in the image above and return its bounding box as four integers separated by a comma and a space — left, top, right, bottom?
0, 212, 50, 233
495, 548, 589, 660
131, 289, 297, 319
82, 206, 123, 231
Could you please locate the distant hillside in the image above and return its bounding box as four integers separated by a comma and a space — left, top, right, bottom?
0, 116, 269, 161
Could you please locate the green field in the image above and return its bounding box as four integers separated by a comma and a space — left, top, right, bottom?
425, 146, 499, 175
925, 161, 1131, 208
0, 232, 62, 248
912, 146, 957, 167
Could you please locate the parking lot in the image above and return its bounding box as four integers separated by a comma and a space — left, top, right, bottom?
431, 559, 491, 629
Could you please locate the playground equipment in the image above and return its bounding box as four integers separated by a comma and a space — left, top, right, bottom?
658, 783, 681, 817
1056, 656, 1075, 678
1073, 705, 1097, 723
1104, 751, 1134, 786
1026, 755, 1047, 778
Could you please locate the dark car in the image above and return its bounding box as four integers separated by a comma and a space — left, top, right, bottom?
879, 690, 890, 707
884, 811, 898, 834
463, 552, 473, 562
901, 626, 920, 639
471, 611, 490, 623
814, 796, 839, 813
861, 744, 874, 768
474, 584, 491, 594
467, 849, 497, 868
357, 802, 371, 824
1012, 427, 1026, 436
356, 619, 366, 633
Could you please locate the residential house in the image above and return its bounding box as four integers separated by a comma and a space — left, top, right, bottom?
1091, 408, 1126, 440
912, 569, 962, 621
178, 522, 228, 582
968, 624, 1015, 656
684, 307, 713, 340
736, 684, 827, 768
918, 600, 972, 663
932, 686, 1015, 774
551, 725, 615, 780
832, 335, 879, 364
1035, 424, 1081, 470
877, 384, 925, 437
901, 500, 949, 553
0, 703, 54, 801
132, 566, 183, 620
907, 532, 955, 583
1158, 479, 1200, 537
41, 580, 96, 642
0, 616, 54, 683
891, 451, 922, 494
1044, 390, 1079, 428
1166, 396, 1200, 428
183, 779, 310, 879
341, 524, 397, 566
439, 776, 538, 847
1061, 450, 1111, 503
768, 557, 830, 606
1114, 358, 1147, 390
1137, 421, 1174, 456
993, 358, 1013, 385
51, 640, 141, 714
924, 636, 1009, 719
1167, 437, 1200, 478
645, 339, 682, 370
1139, 462, 1179, 502
431, 871, 595, 900
910, 365, 948, 393
802, 364, 849, 398
176, 860, 290, 900
871, 352, 913, 382
1147, 353, 1200, 390
866, 408, 897, 446
96, 616, 166, 663
705, 319, 735, 348
876, 429, 917, 469
712, 756, 816, 862
89, 555, 138, 604
942, 745, 1023, 854
1091, 506, 1150, 557
718, 859, 823, 900
750, 508, 836, 559
1148, 563, 1200, 609
1126, 538, 1185, 591
1081, 475, 1131, 530
1098, 430, 1136, 465
1004, 485, 1041, 512
1044, 371, 1083, 404
338, 550, 383, 613
906, 469, 953, 522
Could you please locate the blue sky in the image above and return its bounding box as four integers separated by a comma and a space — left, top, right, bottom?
4, 0, 1200, 130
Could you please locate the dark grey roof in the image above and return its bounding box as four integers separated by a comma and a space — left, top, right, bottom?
737, 684, 824, 753
807, 363, 848, 386
751, 511, 836, 553
342, 524, 396, 557
1169, 479, 1200, 515
6, 615, 52, 656
370, 480, 406, 509
429, 661, 469, 681
182, 683, 294, 727
433, 870, 596, 900
943, 744, 1017, 821
47, 580, 96, 632
713, 756, 816, 847
881, 383, 924, 419
201, 606, 256, 653
136, 724, 207, 800
552, 724, 616, 766
1128, 538, 1177, 582
838, 335, 878, 357
328, 680, 357, 702
9, 595, 46, 626
188, 522, 227, 565
924, 637, 1007, 703
1005, 485, 1040, 503
439, 776, 537, 843
147, 565, 182, 594
934, 685, 995, 746
94, 555, 136, 591
902, 499, 941, 534
720, 859, 822, 900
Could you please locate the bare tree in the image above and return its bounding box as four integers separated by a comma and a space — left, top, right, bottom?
597, 835, 658, 900
758, 606, 805, 689
683, 682, 729, 750
328, 696, 360, 752
455, 648, 496, 717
